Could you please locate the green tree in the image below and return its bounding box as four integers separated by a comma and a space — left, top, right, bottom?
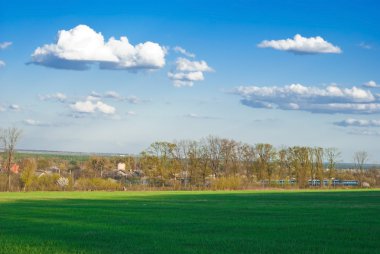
20, 158, 37, 191
0, 127, 22, 191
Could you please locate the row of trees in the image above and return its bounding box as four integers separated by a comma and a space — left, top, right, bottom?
137, 138, 374, 188
1, 127, 378, 191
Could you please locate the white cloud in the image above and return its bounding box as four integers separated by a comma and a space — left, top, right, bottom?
0, 60, 5, 68
234, 84, 380, 114
334, 118, 380, 127
86, 95, 101, 101
359, 42, 372, 50
9, 104, 20, 111
168, 58, 213, 87
23, 119, 51, 127
363, 80, 379, 88
168, 71, 204, 87
96, 101, 116, 114
30, 24, 166, 70
70, 100, 115, 114
184, 113, 218, 119
39, 92, 67, 102
173, 46, 195, 58
127, 111, 136, 116
258, 34, 342, 54
348, 129, 380, 136
126, 95, 142, 104
104, 91, 122, 100
0, 42, 12, 49
175, 57, 213, 72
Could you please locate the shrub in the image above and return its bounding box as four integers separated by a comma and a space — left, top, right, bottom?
210, 176, 242, 190
74, 178, 122, 191
31, 174, 60, 191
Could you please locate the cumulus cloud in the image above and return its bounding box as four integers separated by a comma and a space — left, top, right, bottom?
363, 80, 379, 88
70, 100, 115, 114
173, 46, 195, 58
175, 57, 213, 72
258, 34, 342, 54
334, 118, 380, 127
234, 84, 380, 114
39, 92, 67, 102
0, 42, 12, 49
30, 24, 166, 71
168, 57, 213, 87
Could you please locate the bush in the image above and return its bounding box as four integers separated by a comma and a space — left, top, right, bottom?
74, 178, 122, 191
31, 174, 60, 191
210, 176, 242, 190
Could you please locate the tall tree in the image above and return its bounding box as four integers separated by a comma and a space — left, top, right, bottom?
255, 143, 276, 182
354, 151, 369, 187
325, 148, 341, 179
0, 127, 22, 191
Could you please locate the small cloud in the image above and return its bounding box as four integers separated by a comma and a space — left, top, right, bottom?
23, 119, 51, 127
9, 104, 20, 111
168, 71, 204, 87
104, 91, 123, 100
168, 58, 213, 87
90, 91, 102, 98
0, 60, 5, 68
359, 42, 372, 50
70, 100, 115, 115
126, 95, 142, 104
175, 57, 213, 72
127, 111, 136, 116
363, 80, 379, 88
86, 95, 101, 101
258, 34, 342, 54
348, 129, 380, 136
0, 42, 12, 50
173, 46, 195, 58
184, 113, 218, 119
39, 92, 67, 102
334, 118, 380, 127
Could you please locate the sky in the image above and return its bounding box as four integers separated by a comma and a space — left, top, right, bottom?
0, 0, 379, 162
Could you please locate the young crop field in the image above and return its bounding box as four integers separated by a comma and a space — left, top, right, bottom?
0, 190, 379, 254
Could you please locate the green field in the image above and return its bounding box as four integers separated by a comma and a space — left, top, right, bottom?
0, 190, 379, 254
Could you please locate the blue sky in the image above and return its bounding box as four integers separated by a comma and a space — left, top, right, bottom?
1, 0, 379, 162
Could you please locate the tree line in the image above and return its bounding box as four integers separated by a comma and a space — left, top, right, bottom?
1, 127, 379, 191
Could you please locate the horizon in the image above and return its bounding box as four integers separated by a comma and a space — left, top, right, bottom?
1, 0, 379, 162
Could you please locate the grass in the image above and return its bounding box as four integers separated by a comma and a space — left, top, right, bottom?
0, 190, 379, 254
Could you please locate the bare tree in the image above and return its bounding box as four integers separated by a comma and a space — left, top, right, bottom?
1, 127, 22, 191
325, 148, 341, 179
354, 151, 369, 186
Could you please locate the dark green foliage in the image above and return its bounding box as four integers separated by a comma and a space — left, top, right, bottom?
0, 190, 379, 254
